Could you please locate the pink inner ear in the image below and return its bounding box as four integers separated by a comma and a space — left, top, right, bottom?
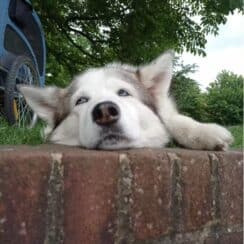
147, 86, 158, 108
147, 71, 166, 96
152, 71, 165, 84
148, 86, 157, 97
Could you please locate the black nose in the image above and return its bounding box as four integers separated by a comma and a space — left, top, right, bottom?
92, 101, 120, 126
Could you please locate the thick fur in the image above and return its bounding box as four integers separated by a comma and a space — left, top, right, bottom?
19, 51, 233, 150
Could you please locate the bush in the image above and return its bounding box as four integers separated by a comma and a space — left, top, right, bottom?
206, 70, 243, 125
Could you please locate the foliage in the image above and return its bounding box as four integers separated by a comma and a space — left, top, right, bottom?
171, 61, 207, 121
171, 66, 243, 125
32, 0, 244, 86
228, 125, 243, 149
45, 53, 71, 87
206, 70, 243, 125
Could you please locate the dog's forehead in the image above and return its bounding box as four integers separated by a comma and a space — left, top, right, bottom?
70, 67, 143, 93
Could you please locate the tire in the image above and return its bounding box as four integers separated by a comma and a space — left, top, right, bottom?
4, 56, 39, 127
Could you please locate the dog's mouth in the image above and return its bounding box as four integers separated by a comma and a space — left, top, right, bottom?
95, 132, 130, 149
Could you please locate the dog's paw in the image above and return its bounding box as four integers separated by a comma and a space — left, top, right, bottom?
198, 123, 233, 151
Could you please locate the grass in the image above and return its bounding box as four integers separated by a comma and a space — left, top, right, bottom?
0, 117, 243, 149
0, 118, 44, 145
228, 125, 243, 149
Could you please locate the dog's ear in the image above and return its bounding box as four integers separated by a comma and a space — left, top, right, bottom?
137, 51, 173, 98
18, 85, 66, 126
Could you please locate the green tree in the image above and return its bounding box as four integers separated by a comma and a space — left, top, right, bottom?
33, 0, 244, 85
171, 62, 207, 121
206, 70, 243, 125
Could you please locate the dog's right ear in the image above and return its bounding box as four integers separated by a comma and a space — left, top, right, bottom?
137, 51, 173, 99
18, 86, 64, 126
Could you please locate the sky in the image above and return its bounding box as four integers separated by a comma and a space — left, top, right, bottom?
181, 12, 244, 90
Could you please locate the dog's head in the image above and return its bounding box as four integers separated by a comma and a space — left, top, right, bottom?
19, 51, 173, 149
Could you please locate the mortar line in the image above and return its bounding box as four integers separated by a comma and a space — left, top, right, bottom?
209, 153, 221, 220
208, 152, 221, 244
114, 153, 135, 244
44, 153, 64, 244
167, 152, 183, 240
132, 225, 243, 244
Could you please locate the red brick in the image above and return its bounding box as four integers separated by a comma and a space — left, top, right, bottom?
0, 150, 51, 244
217, 151, 243, 227
205, 231, 243, 244
129, 149, 172, 240
63, 150, 119, 244
180, 151, 213, 232
0, 146, 242, 244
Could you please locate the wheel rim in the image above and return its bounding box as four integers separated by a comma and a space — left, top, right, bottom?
13, 99, 19, 121
14, 63, 38, 128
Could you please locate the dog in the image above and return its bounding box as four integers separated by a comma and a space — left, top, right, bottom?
19, 51, 233, 150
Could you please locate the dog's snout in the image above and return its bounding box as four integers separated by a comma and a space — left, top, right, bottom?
92, 101, 120, 126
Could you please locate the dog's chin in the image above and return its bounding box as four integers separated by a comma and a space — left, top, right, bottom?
95, 133, 131, 150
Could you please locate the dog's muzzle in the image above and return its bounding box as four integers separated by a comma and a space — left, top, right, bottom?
92, 101, 120, 126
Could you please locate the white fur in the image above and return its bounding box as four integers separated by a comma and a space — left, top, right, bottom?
19, 51, 233, 151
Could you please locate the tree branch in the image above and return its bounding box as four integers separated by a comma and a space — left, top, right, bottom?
60, 27, 103, 62
68, 26, 106, 45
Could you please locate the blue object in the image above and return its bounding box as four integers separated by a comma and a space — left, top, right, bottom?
0, 0, 46, 87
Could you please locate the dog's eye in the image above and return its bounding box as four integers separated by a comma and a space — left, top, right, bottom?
75, 96, 89, 105
118, 89, 130, 97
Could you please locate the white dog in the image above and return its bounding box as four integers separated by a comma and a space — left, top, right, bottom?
19, 51, 233, 150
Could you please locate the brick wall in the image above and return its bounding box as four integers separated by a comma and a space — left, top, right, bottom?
0, 145, 242, 244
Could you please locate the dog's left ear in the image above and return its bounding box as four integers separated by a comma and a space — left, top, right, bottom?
18, 85, 68, 127
137, 51, 173, 98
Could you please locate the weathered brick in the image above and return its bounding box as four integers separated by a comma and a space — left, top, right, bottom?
63, 150, 119, 244
180, 150, 213, 232
204, 231, 243, 244
129, 149, 173, 240
217, 151, 243, 227
0, 146, 242, 244
0, 150, 51, 244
